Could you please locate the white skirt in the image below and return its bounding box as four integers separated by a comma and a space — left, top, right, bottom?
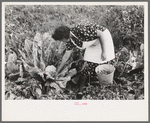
83, 29, 115, 64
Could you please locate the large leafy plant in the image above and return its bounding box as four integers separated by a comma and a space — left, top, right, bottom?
18, 32, 71, 93
6, 32, 78, 96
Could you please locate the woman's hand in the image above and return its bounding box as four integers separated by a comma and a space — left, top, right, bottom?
101, 52, 107, 61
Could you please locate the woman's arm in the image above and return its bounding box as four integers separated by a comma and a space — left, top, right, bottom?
56, 50, 72, 75
96, 30, 107, 61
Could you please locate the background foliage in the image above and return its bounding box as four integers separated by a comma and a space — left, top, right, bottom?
5, 5, 144, 51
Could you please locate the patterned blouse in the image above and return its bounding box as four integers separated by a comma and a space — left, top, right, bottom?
66, 24, 106, 50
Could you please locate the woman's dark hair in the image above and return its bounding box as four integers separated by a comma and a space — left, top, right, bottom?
52, 25, 70, 40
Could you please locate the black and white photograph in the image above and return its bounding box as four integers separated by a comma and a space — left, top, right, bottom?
2, 1, 148, 121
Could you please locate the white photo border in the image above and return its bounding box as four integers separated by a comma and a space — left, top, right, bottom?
1, 2, 149, 121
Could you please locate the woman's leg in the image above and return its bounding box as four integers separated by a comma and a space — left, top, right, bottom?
76, 74, 88, 99
78, 74, 88, 92
76, 61, 99, 99
76, 62, 89, 99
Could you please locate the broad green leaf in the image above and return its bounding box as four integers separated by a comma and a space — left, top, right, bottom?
68, 68, 77, 77
19, 64, 24, 78
18, 49, 33, 66
42, 32, 51, 41
15, 96, 24, 100
45, 41, 54, 55
8, 92, 16, 100
33, 42, 38, 57
17, 77, 27, 82
14, 77, 27, 84
18, 49, 26, 60
50, 82, 62, 93
40, 61, 46, 71
121, 47, 128, 53
44, 41, 56, 65
140, 43, 144, 58
34, 57, 43, 70
56, 76, 70, 88
26, 59, 34, 67
137, 94, 144, 100
33, 42, 45, 71
28, 67, 41, 78
33, 45, 40, 67
21, 58, 31, 71
24, 39, 33, 57
33, 32, 42, 47
21, 58, 40, 78
7, 61, 19, 74
127, 94, 135, 100
8, 72, 20, 81
129, 50, 144, 70
58, 42, 66, 54
57, 66, 69, 77
132, 50, 138, 58
140, 43, 144, 51
7, 52, 17, 62
5, 92, 10, 100
35, 87, 42, 98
